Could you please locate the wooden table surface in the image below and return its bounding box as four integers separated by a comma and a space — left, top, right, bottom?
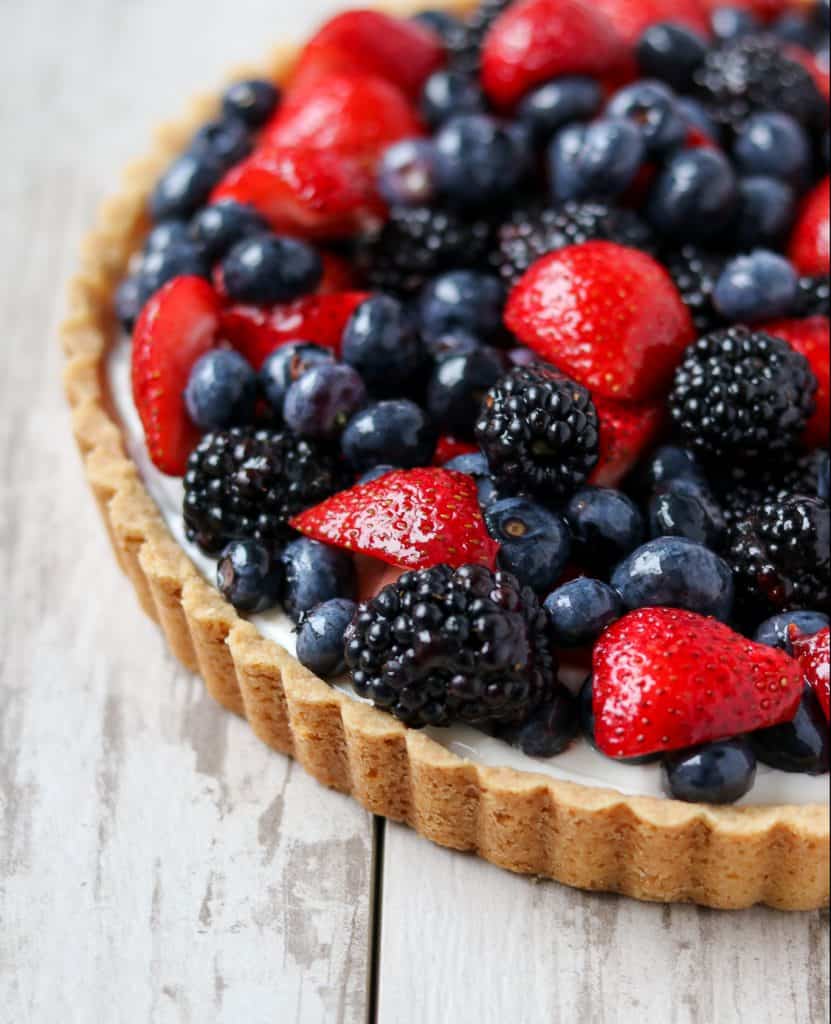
0, 1, 828, 1021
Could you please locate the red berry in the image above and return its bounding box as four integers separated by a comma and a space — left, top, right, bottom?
505, 241, 695, 401
761, 316, 830, 449
318, 251, 358, 294
291, 468, 501, 571
789, 177, 830, 276
481, 0, 628, 109
131, 277, 221, 476
433, 435, 479, 465
593, 0, 709, 44
593, 607, 804, 758
793, 627, 831, 722
590, 394, 666, 487
221, 292, 369, 369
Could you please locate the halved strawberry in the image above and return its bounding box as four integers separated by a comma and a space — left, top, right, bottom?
221, 292, 369, 369
505, 241, 695, 401
590, 394, 666, 487
789, 177, 830, 276
211, 145, 384, 240
761, 316, 829, 449
593, 607, 804, 759
793, 627, 831, 722
481, 0, 628, 109
291, 468, 500, 571
592, 0, 709, 44
289, 10, 445, 100
433, 435, 479, 465
131, 277, 221, 476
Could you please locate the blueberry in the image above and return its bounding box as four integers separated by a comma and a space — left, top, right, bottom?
713, 250, 798, 322
185, 350, 257, 430
421, 71, 486, 129
750, 685, 830, 774
641, 445, 705, 493
677, 98, 722, 145
544, 578, 623, 647
419, 271, 505, 342
342, 296, 426, 395
115, 276, 145, 333
357, 465, 398, 485
222, 79, 281, 128
281, 538, 356, 623
772, 11, 822, 48
222, 235, 322, 304
663, 739, 757, 804
434, 114, 526, 208
648, 148, 738, 242
341, 400, 435, 472
144, 220, 192, 254
150, 151, 225, 222
295, 599, 357, 677
424, 330, 482, 362
411, 9, 464, 38
733, 112, 812, 186
506, 347, 538, 368
549, 118, 646, 202
485, 498, 571, 594
190, 116, 252, 170
378, 139, 438, 207
259, 342, 335, 414
733, 176, 796, 251
754, 610, 830, 653
427, 347, 504, 436
510, 688, 579, 758
138, 243, 208, 300
190, 200, 267, 260
217, 539, 283, 612
607, 80, 687, 156
635, 22, 708, 92
518, 76, 603, 145
611, 537, 735, 621
565, 487, 644, 571
444, 452, 500, 508
578, 676, 660, 763
710, 6, 760, 42
283, 364, 367, 440
649, 478, 726, 550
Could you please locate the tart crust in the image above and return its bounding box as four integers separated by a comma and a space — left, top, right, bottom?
62, 0, 829, 910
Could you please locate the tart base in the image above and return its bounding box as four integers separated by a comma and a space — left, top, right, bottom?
61, 0, 829, 910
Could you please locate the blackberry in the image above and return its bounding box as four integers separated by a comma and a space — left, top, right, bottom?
355, 206, 493, 296
729, 497, 830, 615
345, 563, 556, 728
448, 0, 514, 74
668, 326, 817, 461
693, 35, 826, 135
492, 202, 657, 286
792, 275, 831, 318
182, 427, 342, 555
662, 244, 727, 335
476, 365, 600, 500
711, 449, 829, 528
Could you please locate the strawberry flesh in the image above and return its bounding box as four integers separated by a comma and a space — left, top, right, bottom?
792, 627, 831, 722
789, 176, 830, 276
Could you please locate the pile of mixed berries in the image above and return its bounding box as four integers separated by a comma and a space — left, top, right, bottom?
124, 0, 831, 804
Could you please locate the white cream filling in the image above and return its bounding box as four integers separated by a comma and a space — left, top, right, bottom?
109, 339, 829, 806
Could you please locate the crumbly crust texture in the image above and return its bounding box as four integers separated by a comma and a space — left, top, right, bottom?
61, 0, 829, 910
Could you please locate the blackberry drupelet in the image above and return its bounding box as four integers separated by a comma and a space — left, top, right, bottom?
711, 449, 829, 528
476, 364, 600, 500
182, 427, 342, 555
729, 496, 830, 615
693, 36, 826, 135
662, 244, 726, 335
668, 326, 817, 461
345, 563, 556, 728
792, 275, 831, 318
355, 206, 493, 296
492, 202, 656, 286
447, 0, 514, 74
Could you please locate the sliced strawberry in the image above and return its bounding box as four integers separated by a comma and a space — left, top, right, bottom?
593, 607, 804, 759
592, 0, 709, 44
291, 468, 500, 571
481, 0, 628, 109
289, 10, 445, 100
131, 277, 221, 476
433, 435, 479, 465
211, 145, 384, 240
788, 177, 830, 277
793, 627, 831, 722
505, 241, 695, 401
221, 292, 369, 369
760, 316, 829, 449
590, 394, 666, 487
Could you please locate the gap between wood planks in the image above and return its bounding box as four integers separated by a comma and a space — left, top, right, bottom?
367, 817, 387, 1024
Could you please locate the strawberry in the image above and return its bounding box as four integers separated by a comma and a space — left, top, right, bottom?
290, 468, 500, 571
221, 292, 369, 369
481, 0, 628, 109
131, 277, 221, 476
211, 145, 384, 240
590, 394, 666, 487
701, 0, 799, 21
433, 435, 479, 465
788, 177, 830, 277
593, 607, 804, 759
318, 251, 357, 294
793, 627, 831, 722
592, 0, 709, 44
263, 72, 423, 167
288, 10, 445, 101
760, 316, 830, 449
505, 241, 695, 401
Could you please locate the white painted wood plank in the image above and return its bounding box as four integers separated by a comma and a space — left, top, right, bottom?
379, 822, 830, 1024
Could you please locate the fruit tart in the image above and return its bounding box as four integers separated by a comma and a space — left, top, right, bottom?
63, 0, 831, 909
